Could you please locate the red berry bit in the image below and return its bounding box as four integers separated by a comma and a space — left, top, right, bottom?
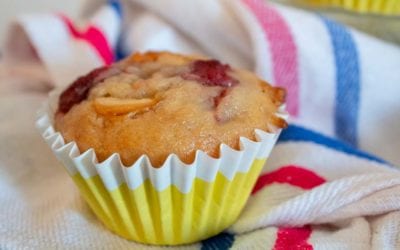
58, 66, 119, 114
183, 60, 238, 87
213, 89, 228, 107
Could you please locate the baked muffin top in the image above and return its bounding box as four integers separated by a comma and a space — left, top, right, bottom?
55, 52, 286, 167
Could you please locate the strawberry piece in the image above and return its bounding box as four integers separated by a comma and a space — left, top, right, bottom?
183, 60, 238, 87
213, 89, 228, 107
58, 66, 115, 113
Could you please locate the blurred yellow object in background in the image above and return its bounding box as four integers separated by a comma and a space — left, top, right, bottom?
272, 0, 400, 45
282, 0, 400, 15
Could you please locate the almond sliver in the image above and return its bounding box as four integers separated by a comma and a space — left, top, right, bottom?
94, 97, 156, 115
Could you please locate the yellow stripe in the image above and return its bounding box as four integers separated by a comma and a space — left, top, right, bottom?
71, 158, 266, 245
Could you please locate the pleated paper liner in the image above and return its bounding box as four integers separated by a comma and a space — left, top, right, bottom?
36, 94, 287, 245
296, 0, 400, 15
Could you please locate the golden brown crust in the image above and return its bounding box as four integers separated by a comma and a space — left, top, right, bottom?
130, 51, 160, 63
128, 51, 195, 65
55, 52, 287, 167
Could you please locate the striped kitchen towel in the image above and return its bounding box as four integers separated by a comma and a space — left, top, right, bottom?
2, 0, 400, 249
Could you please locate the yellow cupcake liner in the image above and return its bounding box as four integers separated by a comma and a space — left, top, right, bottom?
70, 158, 265, 245
301, 0, 400, 15
36, 92, 286, 245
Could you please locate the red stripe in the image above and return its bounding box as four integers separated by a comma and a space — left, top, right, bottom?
242, 0, 300, 116
274, 226, 313, 250
252, 166, 325, 250
252, 165, 326, 194
59, 15, 113, 65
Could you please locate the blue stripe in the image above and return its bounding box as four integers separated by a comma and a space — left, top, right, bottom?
201, 232, 235, 250
115, 37, 128, 61
278, 125, 387, 165
108, 0, 122, 18
107, 0, 127, 61
322, 17, 360, 146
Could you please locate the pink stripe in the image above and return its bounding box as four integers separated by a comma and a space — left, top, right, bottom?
274, 226, 313, 250
59, 15, 113, 65
252, 165, 326, 194
242, 0, 299, 116
251, 166, 324, 249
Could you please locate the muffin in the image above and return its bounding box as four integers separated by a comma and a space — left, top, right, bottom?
37, 51, 287, 245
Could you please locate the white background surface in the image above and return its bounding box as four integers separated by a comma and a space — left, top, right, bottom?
0, 0, 85, 46
0, 0, 398, 47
